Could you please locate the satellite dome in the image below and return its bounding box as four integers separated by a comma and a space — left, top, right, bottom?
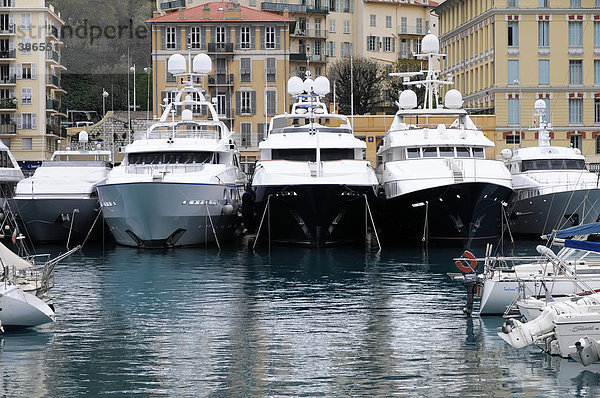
303, 78, 314, 94
168, 54, 186, 75
313, 76, 330, 96
193, 53, 212, 74
500, 148, 513, 160
78, 130, 89, 142
288, 76, 304, 95
421, 33, 439, 54
399, 90, 417, 110
534, 99, 546, 112
181, 109, 193, 121
445, 89, 463, 109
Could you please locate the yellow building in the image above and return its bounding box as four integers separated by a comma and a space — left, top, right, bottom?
0, 0, 65, 161
147, 1, 294, 165
435, 0, 600, 162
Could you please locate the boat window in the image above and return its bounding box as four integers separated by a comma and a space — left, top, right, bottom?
521, 159, 586, 171
271, 148, 354, 161
407, 148, 421, 158
321, 149, 354, 161
456, 147, 471, 157
128, 151, 216, 165
472, 148, 485, 158
439, 147, 454, 157
422, 147, 437, 158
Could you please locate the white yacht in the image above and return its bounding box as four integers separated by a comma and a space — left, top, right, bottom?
251, 75, 379, 246
97, 53, 246, 248
0, 140, 23, 199
377, 33, 514, 245
501, 100, 600, 236
12, 133, 112, 243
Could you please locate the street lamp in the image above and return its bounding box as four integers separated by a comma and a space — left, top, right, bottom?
130, 64, 136, 113
144, 67, 151, 122
102, 88, 109, 148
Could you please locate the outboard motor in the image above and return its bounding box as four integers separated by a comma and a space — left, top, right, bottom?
463, 273, 479, 315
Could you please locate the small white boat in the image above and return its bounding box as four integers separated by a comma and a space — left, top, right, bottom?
0, 283, 55, 330
12, 133, 112, 243
498, 292, 600, 358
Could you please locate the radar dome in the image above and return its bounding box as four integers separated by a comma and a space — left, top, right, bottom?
288, 76, 304, 95
193, 53, 212, 74
78, 130, 89, 142
181, 109, 193, 121
500, 148, 513, 160
303, 78, 314, 94
399, 90, 417, 110
313, 76, 330, 95
445, 89, 463, 109
534, 99, 546, 112
422, 33, 439, 54
168, 54, 186, 75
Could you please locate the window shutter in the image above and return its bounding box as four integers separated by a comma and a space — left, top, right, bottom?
235, 27, 240, 49
185, 27, 190, 49
175, 27, 180, 50
260, 27, 265, 49
377, 36, 381, 51
15, 63, 21, 79
8, 14, 13, 27
9, 38, 13, 50
16, 113, 21, 129
275, 27, 281, 50
31, 63, 36, 79
161, 27, 166, 50
236, 91, 241, 115
250, 26, 256, 49
9, 64, 13, 78
31, 113, 36, 130
392, 37, 395, 52
211, 26, 216, 43
250, 91, 256, 115
20, 87, 25, 103
350, 0, 354, 12
226, 27, 231, 44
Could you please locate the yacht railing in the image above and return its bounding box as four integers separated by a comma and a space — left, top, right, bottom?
145, 129, 220, 140
125, 163, 212, 174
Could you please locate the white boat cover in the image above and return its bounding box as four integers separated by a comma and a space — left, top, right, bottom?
0, 242, 33, 270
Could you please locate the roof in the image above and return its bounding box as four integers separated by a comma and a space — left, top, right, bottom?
147, 2, 295, 24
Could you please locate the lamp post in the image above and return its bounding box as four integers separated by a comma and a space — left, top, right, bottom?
102, 88, 109, 148
144, 67, 151, 123
129, 64, 136, 144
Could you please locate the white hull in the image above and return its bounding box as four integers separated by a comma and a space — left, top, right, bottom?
0, 284, 55, 329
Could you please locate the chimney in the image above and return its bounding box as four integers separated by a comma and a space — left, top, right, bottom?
202, 3, 211, 19
224, 2, 241, 19
177, 7, 185, 20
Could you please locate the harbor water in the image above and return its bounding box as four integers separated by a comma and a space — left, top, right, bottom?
1, 241, 599, 396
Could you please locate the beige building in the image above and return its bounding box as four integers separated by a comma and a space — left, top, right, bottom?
435, 0, 600, 161
0, 0, 65, 162
148, 2, 294, 165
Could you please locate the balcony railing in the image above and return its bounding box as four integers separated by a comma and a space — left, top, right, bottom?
217, 109, 233, 119
47, 74, 60, 87
310, 53, 326, 62
46, 123, 66, 136
207, 43, 233, 53
0, 98, 16, 109
160, 0, 185, 10
290, 53, 307, 61
0, 74, 15, 84
0, 49, 15, 59
292, 29, 326, 39
46, 49, 59, 62
208, 73, 234, 85
46, 98, 60, 110
261, 2, 307, 13
0, 24, 14, 34
397, 25, 425, 36
46, 25, 58, 38
0, 123, 15, 134
307, 5, 328, 13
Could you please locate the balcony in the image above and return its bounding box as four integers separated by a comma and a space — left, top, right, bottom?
46, 49, 59, 63
207, 43, 234, 54
0, 24, 14, 35
46, 123, 66, 136
0, 49, 15, 59
46, 25, 59, 39
0, 123, 15, 134
310, 54, 326, 62
307, 5, 328, 14
47, 74, 60, 87
290, 53, 307, 61
397, 25, 425, 36
208, 73, 234, 86
46, 98, 60, 111
160, 0, 185, 10
0, 98, 16, 110
261, 2, 307, 13
291, 29, 326, 39
0, 74, 15, 84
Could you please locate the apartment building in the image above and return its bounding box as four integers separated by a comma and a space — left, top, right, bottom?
0, 0, 65, 161
435, 0, 600, 160
147, 2, 294, 163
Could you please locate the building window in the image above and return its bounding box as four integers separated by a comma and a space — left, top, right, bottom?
595, 135, 600, 154
21, 137, 31, 150
570, 0, 581, 6
315, 66, 321, 76
569, 60, 583, 85
313, 40, 321, 56
343, 20, 350, 34
240, 58, 251, 83
595, 60, 600, 85
21, 63, 33, 79
595, 22, 600, 48
538, 21, 549, 47
506, 133, 520, 145
315, 19, 321, 36
538, 60, 549, 85
416, 18, 423, 35
384, 37, 391, 52
370, 15, 376, 27
257, 123, 267, 143
538, 0, 549, 5
541, 98, 551, 122
266, 90, 276, 116
569, 21, 583, 47
341, 42, 352, 57
367, 36, 377, 52
266, 58, 276, 82
401, 17, 407, 34
571, 134, 582, 150
20, 38, 31, 54
386, 16, 392, 29
507, 21, 518, 47
596, 99, 600, 124
569, 98, 583, 124
20, 13, 30, 30
508, 99, 520, 125
249, 0, 256, 6
237, 90, 255, 115
240, 122, 251, 147
216, 26, 226, 44
508, 60, 519, 84
327, 41, 336, 57
265, 26, 275, 49
166, 26, 176, 49
240, 26, 251, 49
188, 27, 201, 49
413, 38, 420, 54
20, 113, 34, 130
329, 0, 336, 11
329, 19, 335, 33
508, 0, 517, 6
400, 39, 409, 58
20, 87, 31, 104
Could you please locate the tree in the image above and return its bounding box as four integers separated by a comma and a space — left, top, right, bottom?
327, 57, 386, 115
385, 59, 427, 110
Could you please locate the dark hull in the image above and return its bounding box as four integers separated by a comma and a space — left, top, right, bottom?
381, 182, 515, 246
252, 184, 377, 247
